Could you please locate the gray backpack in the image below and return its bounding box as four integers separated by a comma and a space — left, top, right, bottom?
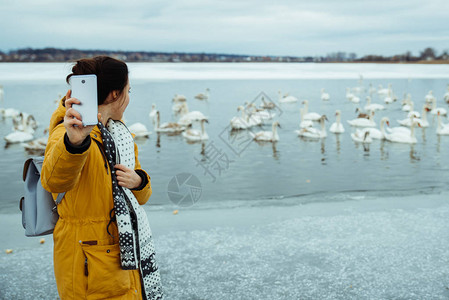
20, 157, 65, 237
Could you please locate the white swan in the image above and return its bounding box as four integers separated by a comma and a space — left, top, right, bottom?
329, 110, 345, 133
128, 122, 151, 138
347, 111, 376, 127
230, 106, 249, 130
248, 103, 275, 122
178, 103, 208, 126
385, 120, 421, 144
155, 111, 186, 133
5, 113, 37, 144
346, 88, 355, 101
378, 84, 391, 97
149, 103, 157, 126
430, 97, 447, 116
172, 94, 187, 114
22, 129, 49, 152
299, 108, 313, 129
444, 86, 449, 103
364, 96, 385, 111
194, 88, 210, 100
0, 107, 20, 118
351, 130, 372, 143
436, 112, 449, 135
296, 115, 327, 139
321, 89, 330, 101
278, 91, 298, 103
359, 117, 390, 140
302, 100, 321, 121
182, 119, 209, 141
383, 88, 394, 104
5, 131, 34, 144
251, 121, 281, 142
397, 113, 420, 127
425, 90, 436, 104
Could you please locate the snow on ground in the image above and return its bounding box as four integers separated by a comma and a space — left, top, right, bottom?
1, 193, 449, 299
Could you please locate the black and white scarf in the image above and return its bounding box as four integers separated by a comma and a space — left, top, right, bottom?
98, 120, 163, 300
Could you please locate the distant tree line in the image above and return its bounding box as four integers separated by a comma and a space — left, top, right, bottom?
0, 47, 447, 63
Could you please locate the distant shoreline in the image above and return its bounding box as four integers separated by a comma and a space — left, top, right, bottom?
0, 60, 448, 64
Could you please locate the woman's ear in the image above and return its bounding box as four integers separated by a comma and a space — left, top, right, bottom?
112, 90, 119, 99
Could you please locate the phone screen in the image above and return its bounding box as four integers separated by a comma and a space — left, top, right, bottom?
70, 74, 98, 126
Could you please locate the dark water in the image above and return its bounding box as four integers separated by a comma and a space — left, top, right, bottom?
1, 66, 449, 213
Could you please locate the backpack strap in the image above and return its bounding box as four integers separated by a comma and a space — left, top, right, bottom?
55, 192, 65, 205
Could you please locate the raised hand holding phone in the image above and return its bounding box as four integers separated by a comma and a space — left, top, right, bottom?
64, 90, 100, 146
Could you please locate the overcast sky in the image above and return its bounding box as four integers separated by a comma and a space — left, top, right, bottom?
1, 0, 448, 57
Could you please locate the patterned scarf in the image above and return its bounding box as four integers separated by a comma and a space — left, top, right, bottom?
98, 120, 163, 300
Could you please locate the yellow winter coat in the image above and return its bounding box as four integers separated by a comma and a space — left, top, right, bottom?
41, 98, 152, 299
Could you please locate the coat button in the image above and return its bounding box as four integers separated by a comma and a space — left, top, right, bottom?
106, 249, 110, 253
94, 134, 97, 138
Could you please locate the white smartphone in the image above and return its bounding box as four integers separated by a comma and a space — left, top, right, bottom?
69, 74, 98, 126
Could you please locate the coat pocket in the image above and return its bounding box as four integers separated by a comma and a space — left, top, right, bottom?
81, 243, 132, 299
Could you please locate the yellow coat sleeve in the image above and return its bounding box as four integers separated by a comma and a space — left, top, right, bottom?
41, 124, 91, 193
132, 142, 152, 205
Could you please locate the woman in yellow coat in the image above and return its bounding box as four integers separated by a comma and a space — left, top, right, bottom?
41, 56, 163, 299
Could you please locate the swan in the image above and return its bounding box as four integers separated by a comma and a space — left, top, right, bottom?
364, 96, 385, 111
178, 103, 208, 126
346, 88, 355, 101
347, 111, 376, 127
444, 86, 449, 103
359, 117, 390, 140
14, 113, 38, 133
321, 89, 330, 101
149, 103, 157, 126
397, 113, 421, 127
430, 97, 447, 116
5, 113, 37, 144
278, 91, 298, 103
302, 100, 321, 121
436, 112, 449, 135
296, 115, 327, 139
251, 121, 281, 142
299, 108, 313, 128
128, 122, 151, 138
173, 94, 187, 102
5, 131, 34, 144
194, 88, 210, 100
419, 105, 430, 127
248, 103, 275, 122
368, 83, 377, 95
155, 111, 186, 133
385, 120, 421, 144
260, 97, 276, 109
384, 89, 393, 104
425, 90, 436, 104
22, 129, 49, 152
230, 106, 249, 130
172, 94, 187, 114
351, 130, 372, 143
329, 110, 345, 133
0, 108, 20, 118
378, 84, 391, 97
182, 119, 209, 141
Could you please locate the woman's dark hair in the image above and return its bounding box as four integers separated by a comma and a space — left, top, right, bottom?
66, 56, 128, 105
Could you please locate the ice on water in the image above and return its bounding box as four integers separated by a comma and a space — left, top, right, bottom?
2, 193, 449, 299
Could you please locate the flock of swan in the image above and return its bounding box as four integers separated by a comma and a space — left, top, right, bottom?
2, 81, 449, 155
226, 82, 449, 145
